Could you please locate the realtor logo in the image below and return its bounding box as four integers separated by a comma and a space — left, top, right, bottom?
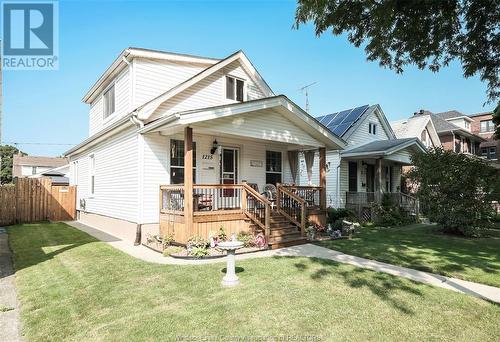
2, 0, 59, 70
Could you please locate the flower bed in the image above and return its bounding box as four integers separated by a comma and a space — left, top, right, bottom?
306, 220, 360, 241
144, 228, 268, 259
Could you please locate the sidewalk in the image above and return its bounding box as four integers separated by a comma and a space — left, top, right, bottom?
0, 228, 22, 342
68, 221, 500, 304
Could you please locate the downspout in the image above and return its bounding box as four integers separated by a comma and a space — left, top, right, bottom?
130, 114, 145, 245
336, 151, 341, 208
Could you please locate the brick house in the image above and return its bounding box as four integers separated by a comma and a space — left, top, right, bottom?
469, 111, 498, 162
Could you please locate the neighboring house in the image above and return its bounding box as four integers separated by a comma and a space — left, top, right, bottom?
30, 164, 70, 185
298, 104, 426, 215
12, 155, 68, 178
469, 111, 498, 162
391, 113, 441, 149
64, 47, 346, 247
426, 110, 485, 154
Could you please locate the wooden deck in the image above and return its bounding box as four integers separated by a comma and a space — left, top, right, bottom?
160, 183, 326, 247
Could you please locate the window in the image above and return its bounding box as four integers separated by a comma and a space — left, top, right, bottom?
89, 154, 95, 195
480, 120, 495, 133
266, 151, 282, 185
348, 162, 357, 192
368, 123, 377, 135
103, 84, 115, 119
465, 121, 470, 130
31, 166, 37, 175
481, 147, 497, 160
170, 140, 196, 184
226, 76, 244, 102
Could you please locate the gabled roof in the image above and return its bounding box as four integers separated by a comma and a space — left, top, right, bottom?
391, 114, 441, 147
139, 95, 346, 150
136, 50, 274, 120
413, 112, 486, 142
341, 138, 426, 157
83, 47, 222, 104
317, 104, 396, 140
13, 155, 67, 167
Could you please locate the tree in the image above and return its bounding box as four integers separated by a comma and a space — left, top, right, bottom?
0, 145, 24, 184
407, 148, 499, 237
294, 0, 500, 102
493, 101, 500, 139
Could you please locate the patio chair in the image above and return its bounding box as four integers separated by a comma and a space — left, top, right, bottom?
263, 184, 277, 208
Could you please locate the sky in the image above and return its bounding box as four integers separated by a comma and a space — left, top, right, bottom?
2, 0, 494, 157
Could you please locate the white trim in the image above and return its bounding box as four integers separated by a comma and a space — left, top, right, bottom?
341, 139, 426, 158
138, 96, 347, 150
82, 48, 220, 104
136, 51, 274, 120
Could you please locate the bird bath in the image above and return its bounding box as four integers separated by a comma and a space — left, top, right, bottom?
218, 234, 244, 287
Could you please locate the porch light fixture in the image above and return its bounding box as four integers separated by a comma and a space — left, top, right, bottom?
210, 139, 219, 154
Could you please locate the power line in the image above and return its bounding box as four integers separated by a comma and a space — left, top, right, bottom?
3, 141, 76, 146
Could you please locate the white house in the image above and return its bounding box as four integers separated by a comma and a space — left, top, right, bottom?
391, 113, 441, 149
65, 47, 346, 247
298, 105, 426, 214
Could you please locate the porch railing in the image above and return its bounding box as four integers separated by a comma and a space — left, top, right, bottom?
242, 183, 271, 241
160, 185, 185, 215
277, 185, 306, 236
346, 191, 418, 214
279, 185, 322, 208
160, 183, 272, 243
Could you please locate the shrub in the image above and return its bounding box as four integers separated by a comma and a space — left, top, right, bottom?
408, 148, 499, 237
331, 219, 344, 230
190, 246, 209, 258
162, 233, 175, 249
187, 236, 209, 250
217, 227, 227, 242
326, 207, 355, 225
237, 231, 256, 248
371, 193, 406, 227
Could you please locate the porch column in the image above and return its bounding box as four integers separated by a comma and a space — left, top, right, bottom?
184, 126, 194, 233
375, 158, 383, 194
319, 147, 327, 210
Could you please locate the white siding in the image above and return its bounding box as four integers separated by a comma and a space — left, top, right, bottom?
150, 60, 267, 121
193, 109, 323, 147
345, 109, 391, 146
89, 68, 131, 136
141, 133, 169, 223
71, 127, 139, 223
134, 58, 207, 108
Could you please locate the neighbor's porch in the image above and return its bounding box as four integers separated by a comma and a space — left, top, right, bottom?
342, 155, 419, 221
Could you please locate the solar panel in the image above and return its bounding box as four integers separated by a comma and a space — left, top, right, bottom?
325, 105, 369, 137
317, 113, 335, 125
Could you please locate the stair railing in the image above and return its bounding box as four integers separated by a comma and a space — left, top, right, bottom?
277, 184, 306, 237
242, 183, 271, 243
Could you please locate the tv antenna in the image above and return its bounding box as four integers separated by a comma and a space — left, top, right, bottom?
298, 82, 317, 113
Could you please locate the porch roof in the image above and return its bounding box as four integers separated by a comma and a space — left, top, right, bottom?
341, 138, 426, 158
139, 95, 347, 150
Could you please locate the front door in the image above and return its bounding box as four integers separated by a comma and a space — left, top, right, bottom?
220, 147, 239, 197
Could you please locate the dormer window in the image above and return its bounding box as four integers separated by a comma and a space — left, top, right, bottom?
103, 84, 115, 119
226, 76, 244, 102
368, 123, 377, 135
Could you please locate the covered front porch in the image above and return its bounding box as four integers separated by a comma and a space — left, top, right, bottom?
340, 138, 425, 221
141, 96, 346, 247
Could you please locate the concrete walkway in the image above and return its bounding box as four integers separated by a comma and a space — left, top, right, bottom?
68, 221, 500, 304
0, 228, 22, 342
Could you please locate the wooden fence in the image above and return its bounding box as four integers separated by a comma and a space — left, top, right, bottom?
0, 178, 76, 226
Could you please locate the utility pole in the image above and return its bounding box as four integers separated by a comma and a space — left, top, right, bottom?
298, 82, 317, 113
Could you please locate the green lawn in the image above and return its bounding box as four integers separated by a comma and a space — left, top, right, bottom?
318, 224, 500, 287
8, 223, 500, 341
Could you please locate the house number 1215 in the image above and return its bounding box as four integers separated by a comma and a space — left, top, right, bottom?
202, 154, 213, 160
